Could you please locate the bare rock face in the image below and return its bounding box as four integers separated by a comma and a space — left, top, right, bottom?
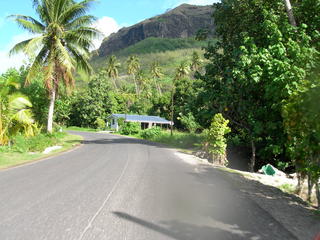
98, 4, 214, 57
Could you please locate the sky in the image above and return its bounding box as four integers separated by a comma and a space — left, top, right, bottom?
0, 0, 219, 73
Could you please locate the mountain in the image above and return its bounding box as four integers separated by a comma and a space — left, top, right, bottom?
97, 4, 214, 57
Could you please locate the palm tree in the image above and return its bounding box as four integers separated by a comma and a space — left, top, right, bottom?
106, 55, 121, 90
136, 70, 152, 99
10, 0, 100, 133
0, 71, 37, 145
170, 62, 190, 135
126, 55, 140, 95
190, 51, 203, 72
150, 61, 163, 96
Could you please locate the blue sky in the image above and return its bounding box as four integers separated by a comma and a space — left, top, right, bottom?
0, 0, 219, 73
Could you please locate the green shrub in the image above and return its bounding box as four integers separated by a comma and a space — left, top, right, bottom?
179, 113, 200, 133
12, 132, 66, 153
140, 127, 163, 139
120, 122, 141, 135
203, 113, 231, 165
95, 118, 106, 130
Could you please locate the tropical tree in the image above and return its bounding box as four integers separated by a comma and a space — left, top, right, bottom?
10, 0, 100, 133
126, 55, 140, 95
190, 51, 203, 72
170, 62, 190, 135
0, 70, 37, 145
197, 0, 319, 174
136, 70, 152, 98
150, 61, 163, 95
106, 55, 121, 90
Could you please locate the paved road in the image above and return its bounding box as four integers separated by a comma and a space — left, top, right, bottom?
0, 132, 298, 240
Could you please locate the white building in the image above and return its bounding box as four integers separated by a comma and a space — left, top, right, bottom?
107, 114, 173, 131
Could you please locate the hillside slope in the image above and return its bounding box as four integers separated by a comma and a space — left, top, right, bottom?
98, 4, 214, 57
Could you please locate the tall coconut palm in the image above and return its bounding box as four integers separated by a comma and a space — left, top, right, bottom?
136, 70, 152, 99
150, 61, 163, 96
10, 0, 100, 133
106, 55, 121, 90
190, 51, 203, 72
126, 55, 140, 95
0, 72, 37, 145
170, 62, 190, 135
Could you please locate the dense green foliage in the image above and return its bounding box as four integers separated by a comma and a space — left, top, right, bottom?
12, 132, 66, 153
192, 0, 320, 204
113, 37, 208, 57
139, 127, 203, 149
120, 122, 141, 135
0, 69, 39, 145
140, 127, 163, 139
195, 0, 319, 170
179, 113, 200, 133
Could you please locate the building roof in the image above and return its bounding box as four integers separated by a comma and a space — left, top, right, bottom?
109, 114, 172, 124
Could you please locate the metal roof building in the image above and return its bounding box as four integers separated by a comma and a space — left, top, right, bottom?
107, 114, 172, 131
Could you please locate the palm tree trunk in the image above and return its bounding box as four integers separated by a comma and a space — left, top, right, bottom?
283, 0, 297, 27
112, 78, 118, 91
47, 84, 56, 133
133, 74, 139, 96
170, 87, 174, 136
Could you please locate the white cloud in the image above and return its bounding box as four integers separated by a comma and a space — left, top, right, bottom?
91, 16, 121, 50
0, 33, 32, 74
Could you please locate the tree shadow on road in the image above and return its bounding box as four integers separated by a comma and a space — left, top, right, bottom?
189, 166, 320, 240
80, 135, 173, 149
113, 211, 262, 240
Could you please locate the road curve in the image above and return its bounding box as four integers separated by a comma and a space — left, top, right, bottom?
0, 132, 297, 240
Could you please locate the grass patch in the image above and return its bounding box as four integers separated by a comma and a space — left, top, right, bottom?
0, 133, 83, 169
118, 128, 203, 151
217, 167, 252, 178
149, 131, 203, 149
279, 183, 296, 194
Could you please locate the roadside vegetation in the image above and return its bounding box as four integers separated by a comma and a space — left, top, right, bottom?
0, 0, 97, 168
0, 132, 82, 169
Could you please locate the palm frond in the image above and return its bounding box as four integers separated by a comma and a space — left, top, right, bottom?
9, 39, 33, 56
12, 109, 34, 125
65, 27, 102, 43
25, 47, 49, 84
55, 38, 75, 71
24, 36, 45, 56
9, 15, 45, 33
59, 0, 96, 24
44, 55, 55, 90
8, 93, 33, 110
65, 15, 96, 29
64, 31, 95, 50
66, 43, 92, 74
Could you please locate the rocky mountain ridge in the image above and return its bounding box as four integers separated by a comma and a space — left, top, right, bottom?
98, 4, 214, 57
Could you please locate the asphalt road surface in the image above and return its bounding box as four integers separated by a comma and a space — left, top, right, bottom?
0, 132, 299, 240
